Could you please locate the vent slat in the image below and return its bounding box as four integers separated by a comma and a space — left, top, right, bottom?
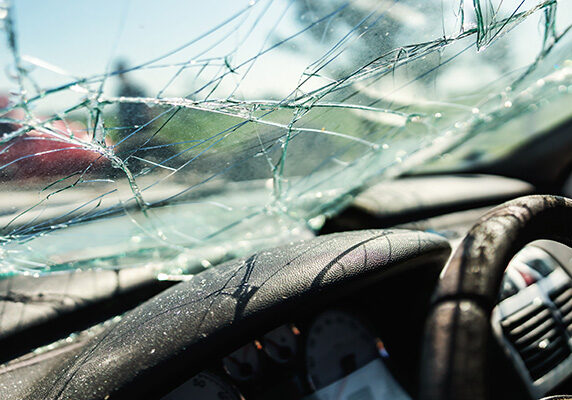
527, 347, 570, 381
564, 311, 572, 322
501, 302, 545, 328
550, 286, 572, 306
523, 336, 565, 367
510, 316, 555, 348
550, 285, 572, 303
519, 329, 560, 358
559, 298, 572, 316
504, 309, 551, 338
501, 299, 571, 382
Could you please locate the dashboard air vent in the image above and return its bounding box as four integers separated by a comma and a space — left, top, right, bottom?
550, 284, 572, 335
501, 301, 570, 381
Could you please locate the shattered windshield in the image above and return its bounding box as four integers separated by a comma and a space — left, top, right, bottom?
0, 0, 571, 277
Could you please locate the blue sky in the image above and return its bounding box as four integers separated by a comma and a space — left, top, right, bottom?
12, 1, 248, 71
0, 0, 326, 112
1, 1, 261, 93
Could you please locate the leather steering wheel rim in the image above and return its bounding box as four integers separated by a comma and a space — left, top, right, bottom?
419, 195, 572, 400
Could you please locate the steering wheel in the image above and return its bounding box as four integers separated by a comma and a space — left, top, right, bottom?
420, 195, 572, 400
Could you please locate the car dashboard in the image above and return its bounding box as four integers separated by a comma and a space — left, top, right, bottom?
0, 229, 449, 400
161, 282, 427, 400
0, 176, 571, 400
164, 309, 409, 400
159, 241, 572, 400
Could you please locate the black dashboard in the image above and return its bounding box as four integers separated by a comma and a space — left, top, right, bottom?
0, 229, 450, 400
157, 241, 572, 400
160, 275, 436, 400
163, 309, 410, 400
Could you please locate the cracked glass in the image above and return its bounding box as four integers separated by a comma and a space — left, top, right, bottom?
0, 0, 571, 277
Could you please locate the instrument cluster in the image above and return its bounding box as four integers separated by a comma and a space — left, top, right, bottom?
162, 309, 411, 400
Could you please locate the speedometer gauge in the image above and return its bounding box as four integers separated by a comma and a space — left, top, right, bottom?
305, 310, 381, 390
304, 310, 410, 400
